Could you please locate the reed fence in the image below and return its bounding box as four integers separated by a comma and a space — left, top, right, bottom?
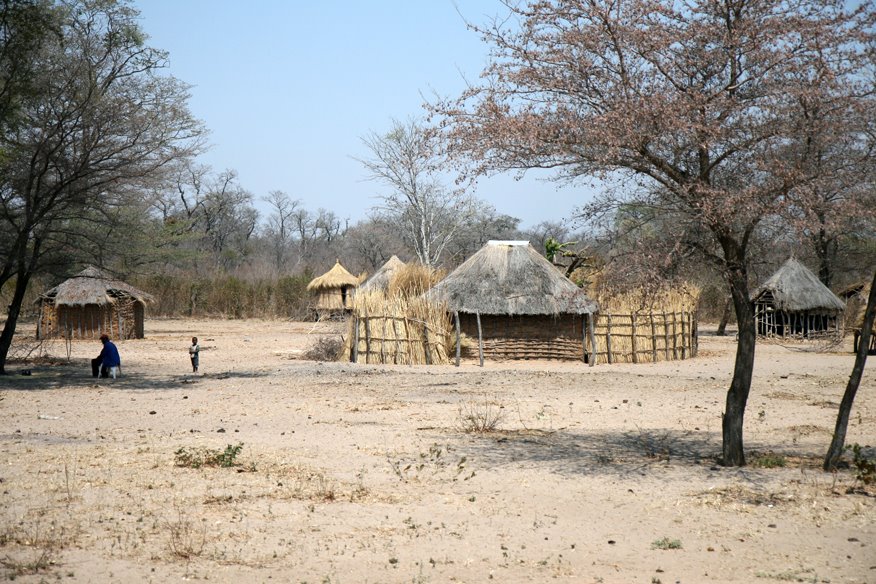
592, 310, 697, 364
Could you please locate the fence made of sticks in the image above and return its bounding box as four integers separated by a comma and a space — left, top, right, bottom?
342, 292, 453, 365
592, 310, 697, 364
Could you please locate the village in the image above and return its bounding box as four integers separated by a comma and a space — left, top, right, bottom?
2, 0, 875, 583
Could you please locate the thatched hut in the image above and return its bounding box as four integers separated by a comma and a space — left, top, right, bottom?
306, 260, 359, 313
360, 255, 405, 293
752, 258, 845, 339
427, 240, 599, 362
36, 266, 154, 340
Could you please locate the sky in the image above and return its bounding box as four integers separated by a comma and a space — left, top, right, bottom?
132, 0, 599, 229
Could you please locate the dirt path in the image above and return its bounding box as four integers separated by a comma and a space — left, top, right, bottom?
1, 319, 873, 583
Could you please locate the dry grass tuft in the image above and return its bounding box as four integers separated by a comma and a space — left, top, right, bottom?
458, 399, 506, 433
387, 263, 445, 298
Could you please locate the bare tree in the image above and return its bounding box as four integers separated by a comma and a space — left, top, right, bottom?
357, 118, 475, 267
262, 190, 302, 272
0, 0, 205, 373
436, 0, 875, 465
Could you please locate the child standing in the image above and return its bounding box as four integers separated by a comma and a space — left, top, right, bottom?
189, 337, 200, 373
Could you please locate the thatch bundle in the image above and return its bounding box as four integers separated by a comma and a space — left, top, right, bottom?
360, 256, 406, 293
387, 262, 445, 299
342, 290, 453, 365
595, 284, 701, 315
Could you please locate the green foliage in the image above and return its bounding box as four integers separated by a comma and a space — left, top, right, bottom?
651, 537, 682, 550
847, 443, 875, 486
750, 452, 787, 469
174, 443, 246, 469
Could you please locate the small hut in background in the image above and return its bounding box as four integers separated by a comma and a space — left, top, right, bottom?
36, 266, 154, 340
841, 282, 876, 354
752, 258, 845, 339
307, 260, 359, 317
427, 241, 599, 362
360, 255, 405, 293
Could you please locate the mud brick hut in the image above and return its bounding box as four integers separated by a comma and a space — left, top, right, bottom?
36, 266, 154, 340
427, 240, 599, 362
307, 260, 359, 315
359, 255, 405, 293
753, 258, 845, 339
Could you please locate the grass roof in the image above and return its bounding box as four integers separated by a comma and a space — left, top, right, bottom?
753, 258, 845, 313
427, 241, 598, 315
40, 266, 154, 306
360, 256, 406, 292
307, 260, 359, 291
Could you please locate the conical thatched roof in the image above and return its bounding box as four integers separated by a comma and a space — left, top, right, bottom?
40, 266, 154, 306
360, 255, 406, 292
307, 260, 359, 291
427, 241, 598, 315
753, 258, 845, 313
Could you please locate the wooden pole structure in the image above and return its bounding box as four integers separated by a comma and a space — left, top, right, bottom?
581, 316, 587, 363
351, 314, 359, 363
662, 311, 670, 361
680, 311, 687, 359
671, 312, 678, 359
588, 313, 597, 367
454, 311, 461, 367
606, 313, 613, 364
364, 318, 371, 364
650, 311, 657, 362
630, 312, 638, 364
476, 311, 484, 367
422, 323, 432, 365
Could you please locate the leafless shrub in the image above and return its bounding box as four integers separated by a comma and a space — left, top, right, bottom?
165, 504, 207, 560
302, 336, 343, 361
457, 399, 505, 433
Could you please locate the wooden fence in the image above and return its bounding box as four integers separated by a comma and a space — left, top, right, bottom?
347, 313, 452, 365
592, 310, 697, 364
347, 309, 697, 366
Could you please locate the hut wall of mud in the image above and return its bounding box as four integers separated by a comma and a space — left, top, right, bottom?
592, 310, 698, 364
458, 313, 590, 361
38, 297, 145, 340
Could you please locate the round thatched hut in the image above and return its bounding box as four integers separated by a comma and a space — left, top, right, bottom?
359, 255, 406, 293
752, 258, 845, 339
36, 266, 154, 340
306, 260, 359, 313
427, 241, 599, 362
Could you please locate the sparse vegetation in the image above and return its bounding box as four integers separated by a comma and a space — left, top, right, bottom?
651, 537, 682, 550
457, 399, 505, 433
847, 443, 875, 487
165, 505, 207, 559
750, 452, 787, 469
174, 443, 248, 469
302, 336, 344, 361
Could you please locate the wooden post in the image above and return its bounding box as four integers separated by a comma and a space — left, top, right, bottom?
692, 312, 698, 357
662, 312, 670, 361
36, 302, 43, 340
606, 313, 613, 364
403, 316, 413, 365
680, 311, 687, 359
650, 311, 657, 362
454, 311, 461, 367
671, 312, 678, 359
581, 316, 587, 363
117, 310, 124, 341
351, 314, 359, 363
588, 313, 597, 367
476, 311, 484, 367
364, 318, 371, 364
422, 323, 432, 365
380, 316, 387, 363
630, 312, 638, 364
391, 316, 401, 364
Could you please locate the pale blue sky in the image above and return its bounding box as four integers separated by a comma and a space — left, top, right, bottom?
134, 1, 597, 228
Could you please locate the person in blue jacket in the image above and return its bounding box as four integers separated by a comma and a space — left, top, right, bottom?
91, 333, 121, 378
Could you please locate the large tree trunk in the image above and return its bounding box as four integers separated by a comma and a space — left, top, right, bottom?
0, 271, 32, 374
722, 265, 757, 466
823, 269, 876, 471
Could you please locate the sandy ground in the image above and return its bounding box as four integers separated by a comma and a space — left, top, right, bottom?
0, 318, 874, 584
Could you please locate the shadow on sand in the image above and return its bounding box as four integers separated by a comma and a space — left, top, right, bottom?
0, 361, 268, 391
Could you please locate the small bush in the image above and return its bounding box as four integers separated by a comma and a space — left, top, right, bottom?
847, 443, 875, 486
750, 452, 787, 468
457, 400, 505, 433
651, 537, 682, 550
174, 443, 246, 469
302, 336, 343, 361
